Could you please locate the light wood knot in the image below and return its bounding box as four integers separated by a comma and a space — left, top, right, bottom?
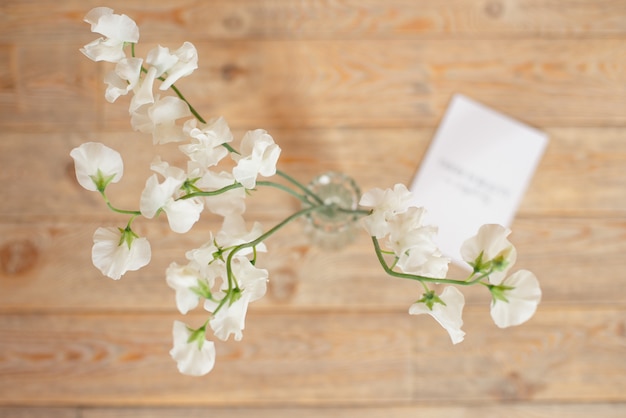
223, 14, 244, 31
484, 0, 504, 18
221, 63, 247, 82
0, 239, 39, 275
268, 267, 298, 302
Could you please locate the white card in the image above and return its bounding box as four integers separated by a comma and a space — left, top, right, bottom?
409, 94, 548, 268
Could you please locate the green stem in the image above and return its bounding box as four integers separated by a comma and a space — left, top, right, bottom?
178, 182, 244, 200
276, 170, 324, 205
224, 205, 320, 292
256, 180, 310, 204
169, 83, 207, 125
99, 190, 141, 216
166, 78, 238, 155
371, 237, 486, 286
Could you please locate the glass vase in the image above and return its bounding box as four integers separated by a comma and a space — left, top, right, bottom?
304, 171, 361, 250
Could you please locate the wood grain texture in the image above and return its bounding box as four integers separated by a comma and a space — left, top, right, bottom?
79, 403, 626, 418
1, 0, 625, 416
0, 307, 623, 406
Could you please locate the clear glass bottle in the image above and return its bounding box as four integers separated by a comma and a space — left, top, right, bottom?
304, 171, 361, 250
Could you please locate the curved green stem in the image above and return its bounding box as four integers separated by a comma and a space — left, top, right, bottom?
168, 83, 206, 124
224, 205, 320, 292
371, 237, 487, 286
178, 182, 244, 200
99, 190, 142, 216
256, 180, 310, 204
276, 170, 324, 205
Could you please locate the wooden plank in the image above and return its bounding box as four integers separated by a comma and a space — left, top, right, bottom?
0, 43, 99, 133
0, 408, 77, 418
1, 127, 625, 218
0, 307, 623, 405
2, 0, 625, 42
1, 403, 624, 418
93, 39, 626, 130
2, 39, 625, 132
1, 215, 626, 310
79, 403, 626, 418
411, 307, 626, 402
0, 311, 413, 405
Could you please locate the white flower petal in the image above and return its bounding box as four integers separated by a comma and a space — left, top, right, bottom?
409, 286, 466, 344
160, 42, 199, 90
70, 142, 124, 191
232, 129, 281, 189
360, 184, 414, 238
91, 227, 151, 280
170, 321, 216, 376
166, 262, 202, 314
84, 7, 139, 42
491, 270, 542, 328
139, 174, 181, 219
460, 224, 517, 284
164, 198, 204, 233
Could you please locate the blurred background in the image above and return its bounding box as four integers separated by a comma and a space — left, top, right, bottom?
1, 1, 625, 416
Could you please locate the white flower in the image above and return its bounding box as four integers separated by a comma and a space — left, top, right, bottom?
232, 129, 281, 189
103, 57, 143, 103
216, 214, 267, 256
490, 270, 541, 328
169, 321, 216, 376
207, 257, 268, 341
185, 238, 225, 279
70, 142, 124, 192
130, 96, 191, 144
146, 42, 199, 90
129, 66, 158, 113
140, 174, 203, 234
359, 184, 414, 238
80, 7, 139, 63
181, 117, 233, 170
166, 262, 205, 314
409, 286, 466, 344
461, 224, 517, 284
386, 207, 449, 277
91, 226, 151, 280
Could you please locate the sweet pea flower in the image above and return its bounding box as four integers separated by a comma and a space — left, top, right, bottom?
140, 173, 204, 234
180, 117, 233, 170
128, 66, 158, 113
185, 238, 226, 278
359, 184, 414, 238
91, 226, 151, 280
170, 321, 216, 376
70, 142, 124, 192
166, 237, 228, 314
490, 270, 542, 328
80, 7, 139, 63
130, 96, 191, 144
103, 57, 143, 103
146, 42, 199, 90
207, 257, 268, 341
385, 207, 449, 277
216, 214, 267, 256
409, 286, 466, 344
166, 262, 205, 314
232, 129, 281, 189
460, 224, 517, 284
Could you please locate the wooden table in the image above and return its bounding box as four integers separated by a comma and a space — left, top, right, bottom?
1, 1, 625, 416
